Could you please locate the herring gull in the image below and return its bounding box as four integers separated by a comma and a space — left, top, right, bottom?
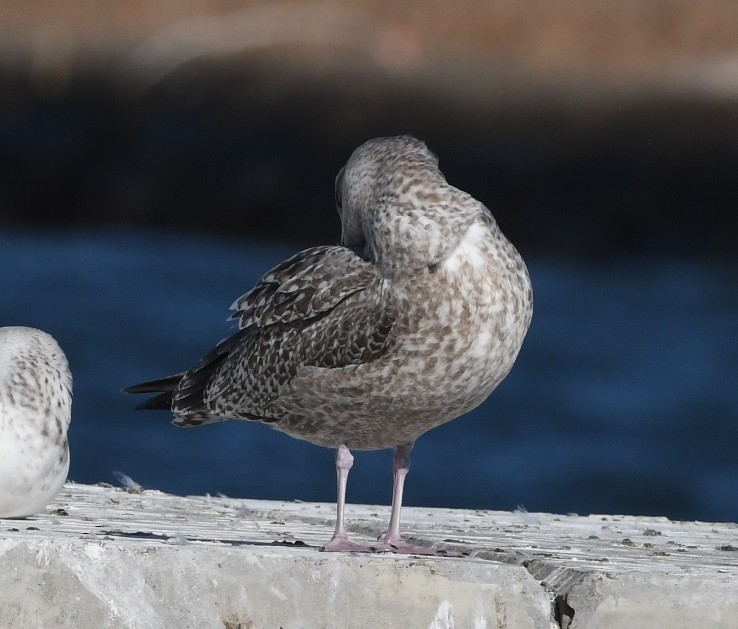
125, 135, 533, 553
0, 326, 72, 518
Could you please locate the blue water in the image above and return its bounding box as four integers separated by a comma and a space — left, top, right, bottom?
2, 229, 737, 523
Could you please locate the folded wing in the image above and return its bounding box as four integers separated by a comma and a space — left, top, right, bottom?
128, 246, 396, 427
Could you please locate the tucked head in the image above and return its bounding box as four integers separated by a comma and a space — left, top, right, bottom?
335, 136, 442, 252
334, 136, 485, 275
0, 326, 73, 412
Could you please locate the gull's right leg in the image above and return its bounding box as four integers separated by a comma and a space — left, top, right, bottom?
321, 444, 375, 552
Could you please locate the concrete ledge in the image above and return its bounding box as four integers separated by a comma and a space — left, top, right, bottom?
1, 484, 737, 628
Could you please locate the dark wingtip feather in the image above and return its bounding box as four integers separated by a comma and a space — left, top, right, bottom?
123, 373, 184, 395
134, 392, 174, 411
124, 372, 184, 412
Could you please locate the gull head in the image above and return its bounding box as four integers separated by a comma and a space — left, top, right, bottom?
335, 135, 440, 251
334, 135, 484, 276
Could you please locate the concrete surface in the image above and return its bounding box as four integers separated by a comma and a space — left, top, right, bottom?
1, 483, 737, 628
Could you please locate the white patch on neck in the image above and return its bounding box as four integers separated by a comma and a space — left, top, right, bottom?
442, 222, 488, 274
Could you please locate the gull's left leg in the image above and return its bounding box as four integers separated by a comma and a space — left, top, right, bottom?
374, 442, 448, 555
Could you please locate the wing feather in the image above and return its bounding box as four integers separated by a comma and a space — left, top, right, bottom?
168, 246, 395, 423
229, 245, 376, 328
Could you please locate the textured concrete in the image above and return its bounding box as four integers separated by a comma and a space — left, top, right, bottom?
1, 484, 737, 628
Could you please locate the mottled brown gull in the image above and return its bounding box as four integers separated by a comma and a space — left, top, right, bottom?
125, 135, 533, 553
0, 326, 72, 518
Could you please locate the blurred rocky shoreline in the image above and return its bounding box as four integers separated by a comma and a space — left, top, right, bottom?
1, 1, 736, 257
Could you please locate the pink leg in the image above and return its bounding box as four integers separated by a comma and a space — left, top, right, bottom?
374, 443, 460, 556
384, 442, 412, 545
321, 445, 375, 552
322, 443, 460, 556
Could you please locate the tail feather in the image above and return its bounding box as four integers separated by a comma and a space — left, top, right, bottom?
134, 391, 175, 411
123, 373, 184, 395
172, 352, 228, 411
169, 329, 248, 414
125, 329, 250, 423
124, 372, 184, 413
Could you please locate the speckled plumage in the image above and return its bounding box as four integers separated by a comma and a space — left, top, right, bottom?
127, 135, 532, 552
0, 326, 72, 518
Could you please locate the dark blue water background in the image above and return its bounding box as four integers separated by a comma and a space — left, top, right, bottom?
2, 229, 736, 522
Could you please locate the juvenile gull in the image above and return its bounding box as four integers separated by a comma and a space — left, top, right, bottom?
0, 327, 72, 518
126, 135, 533, 553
